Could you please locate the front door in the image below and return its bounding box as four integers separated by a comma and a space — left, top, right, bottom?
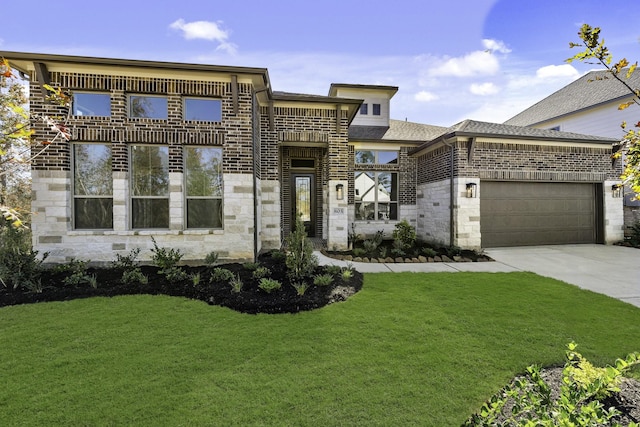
292, 173, 315, 237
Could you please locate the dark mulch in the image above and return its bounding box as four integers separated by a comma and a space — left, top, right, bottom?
0, 252, 363, 314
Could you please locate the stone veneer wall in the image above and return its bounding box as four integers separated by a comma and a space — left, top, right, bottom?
29, 71, 258, 263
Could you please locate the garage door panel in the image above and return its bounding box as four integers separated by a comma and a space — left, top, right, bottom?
481, 182, 596, 247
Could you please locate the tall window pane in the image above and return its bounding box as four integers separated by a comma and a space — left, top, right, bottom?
73, 144, 113, 229
131, 145, 169, 228
185, 147, 223, 228
354, 171, 397, 221
73, 93, 111, 117
129, 95, 167, 119
184, 98, 222, 122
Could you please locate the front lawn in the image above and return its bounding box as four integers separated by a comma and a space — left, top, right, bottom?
1, 272, 639, 426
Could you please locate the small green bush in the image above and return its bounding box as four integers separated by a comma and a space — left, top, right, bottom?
466, 342, 640, 426
352, 248, 367, 257
243, 262, 261, 271
313, 274, 334, 287
112, 248, 147, 286
362, 239, 378, 255
122, 268, 148, 286
252, 266, 271, 279
258, 278, 282, 293
229, 274, 243, 293
150, 237, 183, 270
324, 265, 342, 275
61, 259, 97, 288
210, 267, 235, 284
150, 237, 187, 282
291, 282, 309, 296
341, 268, 354, 282
392, 219, 416, 250
421, 247, 437, 257
285, 214, 318, 281
204, 251, 219, 267
269, 249, 286, 261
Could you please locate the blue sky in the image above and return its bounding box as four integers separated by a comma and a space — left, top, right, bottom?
1, 0, 638, 126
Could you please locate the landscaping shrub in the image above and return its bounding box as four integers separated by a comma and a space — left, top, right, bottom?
313, 273, 333, 287
0, 221, 47, 292
258, 278, 282, 293
60, 259, 97, 288
252, 266, 271, 280
285, 214, 318, 281
392, 219, 416, 250
150, 237, 188, 282
210, 267, 235, 284
229, 273, 243, 293
629, 220, 640, 247
112, 248, 147, 286
291, 282, 309, 296
465, 342, 640, 426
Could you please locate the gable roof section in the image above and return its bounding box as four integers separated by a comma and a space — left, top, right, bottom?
504, 69, 640, 126
410, 119, 618, 155
349, 119, 447, 143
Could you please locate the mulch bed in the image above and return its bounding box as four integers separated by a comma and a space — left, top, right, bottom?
0, 252, 363, 314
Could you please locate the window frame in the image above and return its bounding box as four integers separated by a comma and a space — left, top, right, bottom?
355, 149, 399, 165
184, 146, 224, 229
128, 94, 168, 119
183, 97, 223, 122
354, 171, 399, 221
72, 92, 111, 117
372, 103, 381, 116
72, 142, 113, 230
129, 144, 170, 229
359, 103, 368, 115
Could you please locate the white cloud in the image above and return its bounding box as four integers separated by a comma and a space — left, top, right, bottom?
428, 50, 500, 77
414, 91, 439, 102
470, 82, 499, 96
169, 19, 237, 54
482, 39, 511, 54
536, 64, 579, 79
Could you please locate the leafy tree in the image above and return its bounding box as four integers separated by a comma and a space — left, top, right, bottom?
0, 57, 71, 227
567, 24, 640, 196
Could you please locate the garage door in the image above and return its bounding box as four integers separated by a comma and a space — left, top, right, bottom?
480, 182, 597, 247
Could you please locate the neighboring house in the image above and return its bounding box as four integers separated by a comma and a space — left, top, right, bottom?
505, 69, 640, 236
0, 51, 625, 263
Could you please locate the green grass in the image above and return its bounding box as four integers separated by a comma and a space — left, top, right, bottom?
1, 272, 639, 426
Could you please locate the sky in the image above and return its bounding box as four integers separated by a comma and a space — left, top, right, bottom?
1, 0, 638, 127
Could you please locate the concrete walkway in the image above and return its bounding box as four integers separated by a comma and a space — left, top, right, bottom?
315, 244, 640, 308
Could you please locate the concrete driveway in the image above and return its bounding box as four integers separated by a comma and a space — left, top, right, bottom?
486, 245, 640, 308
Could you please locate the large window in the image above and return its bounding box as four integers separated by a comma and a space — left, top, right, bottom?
355, 150, 398, 165
354, 171, 398, 221
185, 147, 223, 228
73, 92, 111, 117
73, 144, 113, 229
129, 95, 167, 119
130, 145, 169, 228
184, 98, 222, 121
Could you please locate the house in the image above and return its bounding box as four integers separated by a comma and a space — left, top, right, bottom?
0, 51, 625, 263
505, 69, 640, 236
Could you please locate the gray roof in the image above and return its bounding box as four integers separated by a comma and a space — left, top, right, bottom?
411, 119, 618, 154
444, 119, 617, 142
349, 119, 447, 142
505, 69, 640, 126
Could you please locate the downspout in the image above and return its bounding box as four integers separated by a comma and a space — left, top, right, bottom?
251, 91, 259, 261
442, 139, 455, 247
